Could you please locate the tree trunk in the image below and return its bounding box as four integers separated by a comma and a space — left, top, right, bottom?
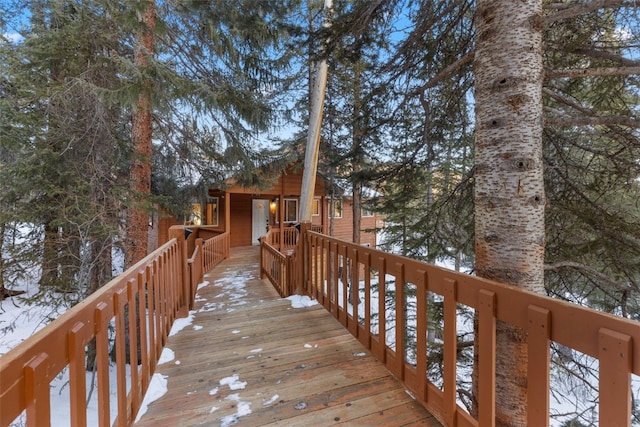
0, 223, 5, 297
473, 0, 545, 425
40, 219, 60, 288
352, 67, 362, 246
127, 0, 156, 268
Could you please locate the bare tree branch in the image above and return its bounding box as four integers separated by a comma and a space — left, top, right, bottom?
546, 65, 640, 79
545, 108, 640, 127
571, 47, 640, 67
417, 51, 475, 91
543, 0, 636, 24
544, 261, 638, 292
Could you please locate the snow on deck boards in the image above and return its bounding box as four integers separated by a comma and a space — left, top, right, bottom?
134, 246, 442, 427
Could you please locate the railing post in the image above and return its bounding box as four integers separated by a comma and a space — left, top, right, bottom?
196, 237, 204, 276
169, 226, 189, 316
259, 237, 265, 279
297, 222, 311, 295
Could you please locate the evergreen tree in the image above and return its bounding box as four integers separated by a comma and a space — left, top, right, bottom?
0, 0, 132, 306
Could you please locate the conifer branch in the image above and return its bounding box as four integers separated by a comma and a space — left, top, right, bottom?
545, 261, 638, 293
543, 0, 636, 25
545, 65, 640, 79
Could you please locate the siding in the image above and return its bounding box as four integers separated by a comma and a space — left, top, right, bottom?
229, 194, 254, 247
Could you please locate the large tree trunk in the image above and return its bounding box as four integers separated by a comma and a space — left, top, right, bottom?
40, 219, 60, 289
127, 0, 156, 268
473, 1, 545, 425
352, 67, 362, 246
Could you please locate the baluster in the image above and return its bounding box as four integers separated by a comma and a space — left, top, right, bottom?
24, 353, 50, 427
599, 328, 632, 427
478, 290, 496, 427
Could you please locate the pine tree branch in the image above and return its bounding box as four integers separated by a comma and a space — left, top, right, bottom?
544, 108, 640, 127
417, 51, 475, 92
542, 0, 635, 25
570, 47, 640, 67
545, 65, 640, 79
543, 87, 588, 113
544, 261, 638, 292
543, 88, 640, 127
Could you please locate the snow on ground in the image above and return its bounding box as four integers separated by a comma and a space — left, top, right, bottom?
134, 373, 168, 423
286, 294, 318, 308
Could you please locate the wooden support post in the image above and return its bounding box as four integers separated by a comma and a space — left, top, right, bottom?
169, 226, 189, 317
297, 222, 312, 295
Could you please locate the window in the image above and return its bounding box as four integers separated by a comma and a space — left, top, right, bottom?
205, 197, 219, 226
284, 198, 298, 222
331, 199, 342, 219
362, 207, 373, 217
187, 203, 202, 225
312, 198, 321, 216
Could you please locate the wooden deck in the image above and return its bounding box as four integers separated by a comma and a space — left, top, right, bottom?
134, 246, 442, 426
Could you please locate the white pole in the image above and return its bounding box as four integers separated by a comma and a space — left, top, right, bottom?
299, 0, 332, 223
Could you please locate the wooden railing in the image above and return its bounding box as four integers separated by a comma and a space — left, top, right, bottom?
259, 228, 303, 297
0, 225, 229, 427
188, 231, 230, 308
202, 231, 230, 272
292, 230, 640, 427
264, 227, 299, 252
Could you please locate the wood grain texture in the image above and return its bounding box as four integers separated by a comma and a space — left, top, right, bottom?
135, 246, 441, 427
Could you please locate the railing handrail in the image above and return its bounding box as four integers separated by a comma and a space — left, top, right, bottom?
0, 234, 184, 427
298, 230, 639, 427
259, 237, 292, 297
0, 225, 231, 427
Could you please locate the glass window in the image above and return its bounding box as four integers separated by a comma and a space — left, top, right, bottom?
284, 198, 298, 222
205, 197, 219, 226
312, 198, 320, 216
331, 199, 342, 219
187, 203, 202, 225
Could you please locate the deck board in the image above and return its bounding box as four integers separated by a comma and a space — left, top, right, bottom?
134, 246, 442, 426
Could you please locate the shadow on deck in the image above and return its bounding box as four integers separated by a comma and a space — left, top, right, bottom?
134, 246, 442, 426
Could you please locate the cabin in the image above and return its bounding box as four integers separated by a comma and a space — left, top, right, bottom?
152, 166, 384, 251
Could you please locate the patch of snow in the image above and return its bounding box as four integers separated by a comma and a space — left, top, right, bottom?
262, 395, 279, 406
220, 400, 252, 427
169, 311, 195, 336
286, 295, 318, 308
249, 348, 262, 353
209, 387, 219, 395
220, 374, 247, 390
232, 329, 240, 334
193, 325, 203, 331
237, 401, 252, 416
134, 373, 168, 423
158, 348, 175, 365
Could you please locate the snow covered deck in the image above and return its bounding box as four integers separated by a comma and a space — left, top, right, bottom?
133, 246, 441, 426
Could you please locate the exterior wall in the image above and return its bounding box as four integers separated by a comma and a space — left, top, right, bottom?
327, 198, 380, 248
224, 167, 326, 198
229, 193, 254, 247
155, 166, 384, 249
157, 213, 180, 247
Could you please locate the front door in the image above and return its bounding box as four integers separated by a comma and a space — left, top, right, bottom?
252, 199, 269, 245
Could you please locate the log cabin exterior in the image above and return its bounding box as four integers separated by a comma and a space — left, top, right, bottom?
154, 167, 384, 250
